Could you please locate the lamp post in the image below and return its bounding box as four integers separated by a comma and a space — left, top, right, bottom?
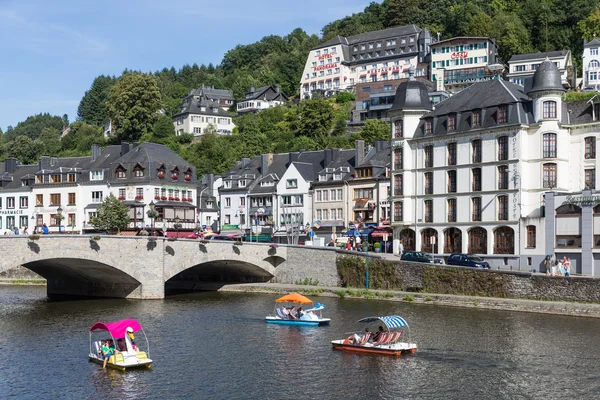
357, 217, 369, 290
174, 216, 182, 239
148, 200, 156, 229
198, 187, 208, 231
57, 205, 63, 234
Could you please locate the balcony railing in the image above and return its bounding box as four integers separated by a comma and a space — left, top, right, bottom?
444, 244, 461, 253
424, 213, 433, 223
498, 179, 509, 190
472, 182, 481, 191
394, 188, 403, 196
448, 184, 456, 193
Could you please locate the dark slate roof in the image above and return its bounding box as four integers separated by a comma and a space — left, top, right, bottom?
221, 156, 261, 192
509, 50, 570, 63
0, 164, 37, 190
312, 24, 422, 50
293, 162, 315, 181
585, 39, 600, 48
432, 36, 492, 47
313, 149, 356, 186
358, 145, 390, 169
527, 59, 566, 95
112, 142, 192, 168
243, 86, 289, 102
188, 86, 234, 101
173, 94, 232, 118
567, 100, 595, 124
390, 72, 433, 112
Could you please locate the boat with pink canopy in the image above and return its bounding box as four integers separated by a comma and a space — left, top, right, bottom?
88, 319, 152, 370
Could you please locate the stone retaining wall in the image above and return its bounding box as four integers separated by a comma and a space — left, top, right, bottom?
0, 266, 43, 281
336, 254, 600, 303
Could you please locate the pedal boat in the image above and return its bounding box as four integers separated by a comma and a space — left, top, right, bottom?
331, 315, 417, 357
266, 293, 331, 326
88, 319, 153, 371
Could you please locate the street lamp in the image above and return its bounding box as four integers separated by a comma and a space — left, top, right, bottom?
57, 205, 63, 234
174, 216, 182, 239
147, 201, 157, 230
356, 217, 369, 290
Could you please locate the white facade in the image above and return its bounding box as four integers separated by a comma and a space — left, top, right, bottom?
430, 37, 499, 92
0, 190, 33, 234
583, 39, 600, 90
174, 113, 235, 137
276, 164, 312, 229
237, 99, 285, 114
507, 51, 574, 88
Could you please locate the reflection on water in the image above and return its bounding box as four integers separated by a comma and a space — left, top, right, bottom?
1, 286, 600, 399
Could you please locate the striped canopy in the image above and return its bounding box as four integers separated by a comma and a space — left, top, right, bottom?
357, 316, 409, 329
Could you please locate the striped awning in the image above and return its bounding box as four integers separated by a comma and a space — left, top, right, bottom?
358, 316, 408, 329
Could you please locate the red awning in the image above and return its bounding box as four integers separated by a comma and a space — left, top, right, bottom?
318, 80, 324, 83
371, 228, 393, 238
403, 66, 410, 72
326, 78, 332, 81
370, 72, 377, 76
359, 74, 366, 78
303, 82, 309, 86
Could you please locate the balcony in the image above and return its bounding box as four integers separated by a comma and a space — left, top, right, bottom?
424, 213, 433, 223
448, 184, 456, 193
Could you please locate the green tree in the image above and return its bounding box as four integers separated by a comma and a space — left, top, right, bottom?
91, 193, 130, 234
60, 121, 104, 155
492, 13, 533, 63
77, 75, 116, 125
36, 127, 61, 156
356, 119, 390, 144
152, 114, 175, 139
107, 73, 162, 142
4, 113, 64, 141
578, 8, 600, 40
465, 12, 494, 37
6, 136, 41, 164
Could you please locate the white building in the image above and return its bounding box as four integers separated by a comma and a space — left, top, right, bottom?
507, 50, 575, 88
236, 86, 288, 114
173, 85, 235, 136
583, 39, 600, 90
388, 62, 600, 274
430, 36, 501, 93
299, 25, 431, 99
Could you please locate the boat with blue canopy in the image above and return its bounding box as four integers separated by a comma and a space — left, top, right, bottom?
265, 293, 331, 326
331, 315, 416, 356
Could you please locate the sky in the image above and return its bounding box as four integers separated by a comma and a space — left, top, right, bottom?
0, 0, 371, 131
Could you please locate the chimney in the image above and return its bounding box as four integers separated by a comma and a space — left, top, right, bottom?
4, 158, 17, 174
39, 156, 51, 171
120, 141, 130, 156
250, 85, 255, 93
288, 152, 299, 166
207, 173, 214, 194
355, 140, 365, 166
276, 85, 281, 93
332, 148, 340, 162
324, 149, 332, 168
261, 153, 272, 176
374, 139, 389, 153
242, 157, 251, 168
91, 143, 101, 162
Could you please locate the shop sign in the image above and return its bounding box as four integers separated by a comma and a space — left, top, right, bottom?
0, 209, 24, 215
451, 52, 468, 59
313, 63, 337, 72
565, 195, 600, 205
317, 52, 337, 60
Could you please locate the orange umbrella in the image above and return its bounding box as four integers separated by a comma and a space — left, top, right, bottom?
275, 293, 313, 304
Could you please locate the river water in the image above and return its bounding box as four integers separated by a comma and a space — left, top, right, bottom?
1, 286, 599, 399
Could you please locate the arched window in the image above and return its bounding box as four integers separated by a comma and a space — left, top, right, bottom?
394, 119, 403, 138
421, 228, 438, 253
399, 228, 415, 251
585, 137, 596, 159
543, 163, 557, 188
447, 198, 457, 222
494, 226, 514, 254
590, 60, 600, 68
543, 133, 557, 158
394, 147, 403, 170
444, 227, 462, 253
497, 136, 509, 160
468, 227, 487, 254
543, 101, 557, 119
498, 195, 509, 220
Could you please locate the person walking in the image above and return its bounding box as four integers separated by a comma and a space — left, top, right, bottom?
399, 242, 404, 258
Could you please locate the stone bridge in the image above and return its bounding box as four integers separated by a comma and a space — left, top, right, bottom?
0, 236, 341, 299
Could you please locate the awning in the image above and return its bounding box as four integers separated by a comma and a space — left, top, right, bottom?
303, 82, 309, 86
90, 319, 143, 338
122, 200, 145, 206
359, 74, 366, 78
318, 80, 324, 83
343, 229, 373, 236
154, 200, 196, 208
371, 228, 392, 238
370, 72, 377, 76
357, 316, 408, 329
326, 78, 332, 81
381, 71, 388, 74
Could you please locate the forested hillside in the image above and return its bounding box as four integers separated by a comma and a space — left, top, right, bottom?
2, 0, 599, 174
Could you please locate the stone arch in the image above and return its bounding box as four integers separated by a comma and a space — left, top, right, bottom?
556, 203, 582, 215
443, 227, 462, 254
493, 226, 515, 254
468, 226, 487, 254
420, 228, 438, 253
399, 228, 415, 251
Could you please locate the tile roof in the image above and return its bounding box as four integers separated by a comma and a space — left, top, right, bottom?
312, 24, 422, 50
243, 86, 289, 102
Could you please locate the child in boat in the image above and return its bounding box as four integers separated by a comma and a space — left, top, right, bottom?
101, 340, 117, 369
371, 326, 385, 343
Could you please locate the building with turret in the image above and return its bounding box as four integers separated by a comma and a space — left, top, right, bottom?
389, 61, 600, 276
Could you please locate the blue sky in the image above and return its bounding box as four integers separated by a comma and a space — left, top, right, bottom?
0, 0, 371, 130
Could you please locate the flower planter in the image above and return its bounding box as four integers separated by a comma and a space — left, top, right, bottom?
184, 175, 191, 181
154, 196, 160, 200
168, 197, 174, 201
118, 196, 125, 200
157, 172, 165, 179
171, 174, 178, 180
161, 196, 167, 200
135, 196, 143, 200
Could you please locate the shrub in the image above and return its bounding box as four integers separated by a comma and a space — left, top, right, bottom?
234, 241, 243, 246
425, 296, 433, 302
91, 235, 101, 241
403, 295, 414, 302
335, 289, 346, 298
28, 234, 40, 241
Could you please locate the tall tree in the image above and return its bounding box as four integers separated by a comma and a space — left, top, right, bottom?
77, 75, 116, 125
356, 119, 390, 144
106, 73, 162, 142
6, 136, 41, 164
579, 8, 600, 40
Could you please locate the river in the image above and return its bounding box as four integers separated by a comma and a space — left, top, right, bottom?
1, 286, 599, 399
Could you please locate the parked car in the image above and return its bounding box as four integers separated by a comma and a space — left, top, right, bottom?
447, 253, 490, 269
401, 251, 443, 264
206, 235, 236, 241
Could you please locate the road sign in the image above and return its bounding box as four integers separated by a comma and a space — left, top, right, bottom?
383, 233, 389, 242
430, 236, 436, 245
308, 231, 315, 237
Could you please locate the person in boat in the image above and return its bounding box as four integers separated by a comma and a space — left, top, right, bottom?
288, 306, 297, 319
296, 307, 304, 319
371, 326, 385, 343
101, 340, 118, 369
117, 338, 126, 352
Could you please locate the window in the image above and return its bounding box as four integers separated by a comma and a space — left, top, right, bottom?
543, 163, 557, 188
472, 110, 481, 127
498, 195, 509, 220
36, 175, 43, 184
526, 226, 536, 248
394, 174, 403, 196
330, 190, 336, 201
472, 139, 482, 163
322, 190, 329, 201
447, 114, 456, 131
424, 200, 433, 223
50, 174, 61, 184
425, 119, 432, 135
92, 191, 103, 203
68, 173, 76, 183
424, 172, 433, 194
90, 170, 104, 181
316, 191, 322, 202
20, 196, 28, 208
50, 214, 62, 226
498, 105, 508, 124
49, 194, 60, 206
136, 188, 143, 199
447, 170, 457, 193
116, 169, 126, 179
447, 143, 457, 165
68, 193, 76, 205
472, 168, 481, 191
134, 168, 144, 178
225, 197, 231, 208
394, 201, 403, 222
394, 147, 403, 170
586, 169, 596, 189
19, 216, 27, 228
498, 166, 509, 190
591, 71, 598, 81
472, 197, 482, 221
286, 179, 297, 189
447, 199, 457, 222
498, 136, 509, 160
394, 119, 403, 138
585, 137, 596, 159
6, 216, 15, 229
591, 48, 599, 56
424, 145, 433, 168
543, 133, 557, 158
543, 101, 557, 119
353, 188, 373, 199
